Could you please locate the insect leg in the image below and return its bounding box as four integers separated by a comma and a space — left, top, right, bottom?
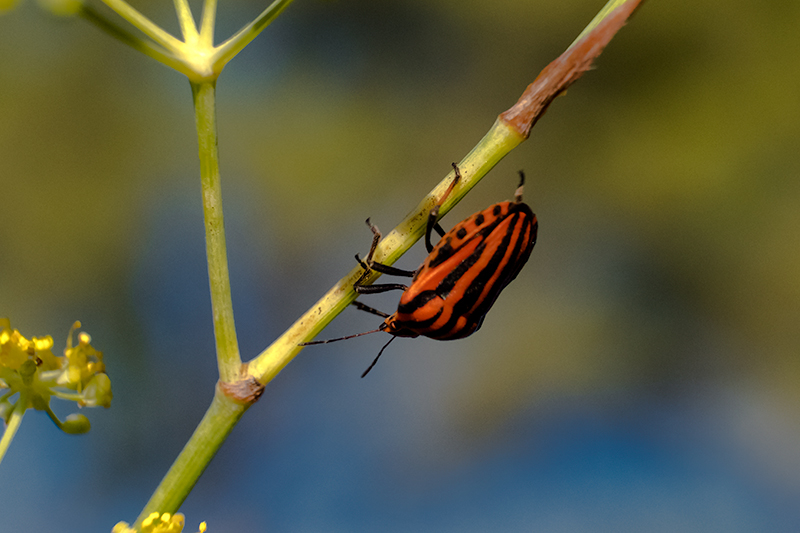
353, 253, 410, 293
358, 219, 415, 275
354, 220, 409, 271
350, 300, 391, 318
354, 282, 409, 294
353, 218, 415, 294
352, 219, 383, 289
425, 163, 462, 253
353, 253, 409, 293
363, 218, 381, 263
368, 261, 416, 278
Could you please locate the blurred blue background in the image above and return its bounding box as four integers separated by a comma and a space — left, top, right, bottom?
2, 1, 800, 531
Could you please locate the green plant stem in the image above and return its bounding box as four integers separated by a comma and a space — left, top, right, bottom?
200, 0, 218, 44
0, 396, 27, 465
79, 5, 186, 73
100, 0, 184, 51
214, 0, 296, 70
192, 81, 242, 383
572, 0, 636, 46
174, 0, 199, 43
134, 388, 248, 528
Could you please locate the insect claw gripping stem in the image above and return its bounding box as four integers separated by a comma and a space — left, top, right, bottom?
353, 219, 415, 294
365, 218, 381, 263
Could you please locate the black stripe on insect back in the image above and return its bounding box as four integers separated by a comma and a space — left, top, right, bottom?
467, 211, 536, 325
430, 224, 516, 339
426, 240, 455, 270
390, 291, 444, 336
392, 236, 490, 333
396, 289, 438, 316
397, 302, 443, 330
431, 207, 535, 339
427, 214, 506, 271
436, 239, 487, 299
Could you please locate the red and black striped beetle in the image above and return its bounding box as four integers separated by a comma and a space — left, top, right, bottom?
302, 164, 538, 377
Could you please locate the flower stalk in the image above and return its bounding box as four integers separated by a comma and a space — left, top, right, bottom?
192, 80, 242, 383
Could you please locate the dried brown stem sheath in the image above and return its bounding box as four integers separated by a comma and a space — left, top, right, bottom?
500, 0, 644, 138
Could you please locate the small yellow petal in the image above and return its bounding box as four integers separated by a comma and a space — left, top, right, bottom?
141, 512, 160, 529
111, 522, 137, 533
140, 511, 186, 533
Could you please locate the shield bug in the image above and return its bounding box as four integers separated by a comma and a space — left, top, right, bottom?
302, 164, 538, 377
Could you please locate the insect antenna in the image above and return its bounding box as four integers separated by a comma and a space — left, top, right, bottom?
299, 327, 384, 346
361, 336, 397, 378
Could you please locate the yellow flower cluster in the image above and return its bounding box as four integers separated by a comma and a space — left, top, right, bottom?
112, 513, 207, 533
0, 318, 112, 432
0, 318, 60, 372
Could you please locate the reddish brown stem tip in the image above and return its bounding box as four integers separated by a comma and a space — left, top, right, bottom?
499, 0, 645, 138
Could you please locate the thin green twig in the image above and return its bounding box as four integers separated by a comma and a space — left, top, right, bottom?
192, 81, 242, 382
213, 0, 296, 71
173, 0, 199, 43
200, 0, 218, 45
100, 0, 184, 51
79, 5, 185, 72
0, 396, 27, 465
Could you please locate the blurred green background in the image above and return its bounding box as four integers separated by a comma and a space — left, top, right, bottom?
2, 0, 800, 531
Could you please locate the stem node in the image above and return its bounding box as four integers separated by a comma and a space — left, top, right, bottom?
219, 377, 265, 405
